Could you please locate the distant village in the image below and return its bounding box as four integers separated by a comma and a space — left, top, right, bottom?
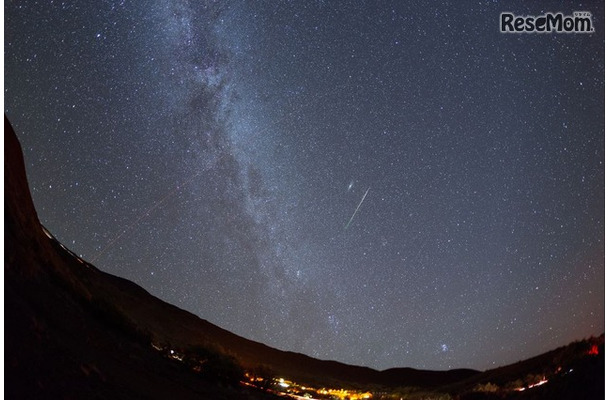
149, 336, 603, 400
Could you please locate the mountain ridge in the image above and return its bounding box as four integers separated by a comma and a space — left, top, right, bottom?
5, 115, 477, 397
5, 115, 603, 399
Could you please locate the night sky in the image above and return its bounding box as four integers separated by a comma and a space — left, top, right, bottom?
5, 1, 604, 371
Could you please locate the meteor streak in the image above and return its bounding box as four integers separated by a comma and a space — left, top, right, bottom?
92, 170, 204, 263
344, 187, 370, 229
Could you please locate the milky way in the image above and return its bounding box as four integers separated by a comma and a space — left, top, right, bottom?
5, 1, 604, 370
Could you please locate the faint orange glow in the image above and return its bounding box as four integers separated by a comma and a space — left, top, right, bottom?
531, 378, 548, 388
515, 377, 548, 392
588, 344, 599, 355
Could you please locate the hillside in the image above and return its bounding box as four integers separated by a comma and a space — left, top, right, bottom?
5, 116, 278, 399
5, 115, 604, 399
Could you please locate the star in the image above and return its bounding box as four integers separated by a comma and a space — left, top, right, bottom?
4, 1, 603, 371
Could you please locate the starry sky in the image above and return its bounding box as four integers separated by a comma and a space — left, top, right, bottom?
5, 1, 604, 371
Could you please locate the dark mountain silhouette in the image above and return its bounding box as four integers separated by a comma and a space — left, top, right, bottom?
5, 116, 604, 399
6, 116, 278, 399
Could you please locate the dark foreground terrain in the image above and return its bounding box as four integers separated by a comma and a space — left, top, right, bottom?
5, 116, 280, 400
5, 116, 604, 399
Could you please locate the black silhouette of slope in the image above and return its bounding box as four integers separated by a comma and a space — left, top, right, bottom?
4, 115, 480, 394
6, 115, 602, 399
5, 116, 281, 399
443, 335, 604, 399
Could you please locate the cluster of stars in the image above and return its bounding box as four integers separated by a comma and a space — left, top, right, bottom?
5, 1, 604, 371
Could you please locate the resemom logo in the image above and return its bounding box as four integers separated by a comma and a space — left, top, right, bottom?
500, 11, 594, 33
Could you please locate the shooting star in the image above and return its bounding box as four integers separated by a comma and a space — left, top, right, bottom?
344, 187, 370, 230
91, 169, 204, 263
